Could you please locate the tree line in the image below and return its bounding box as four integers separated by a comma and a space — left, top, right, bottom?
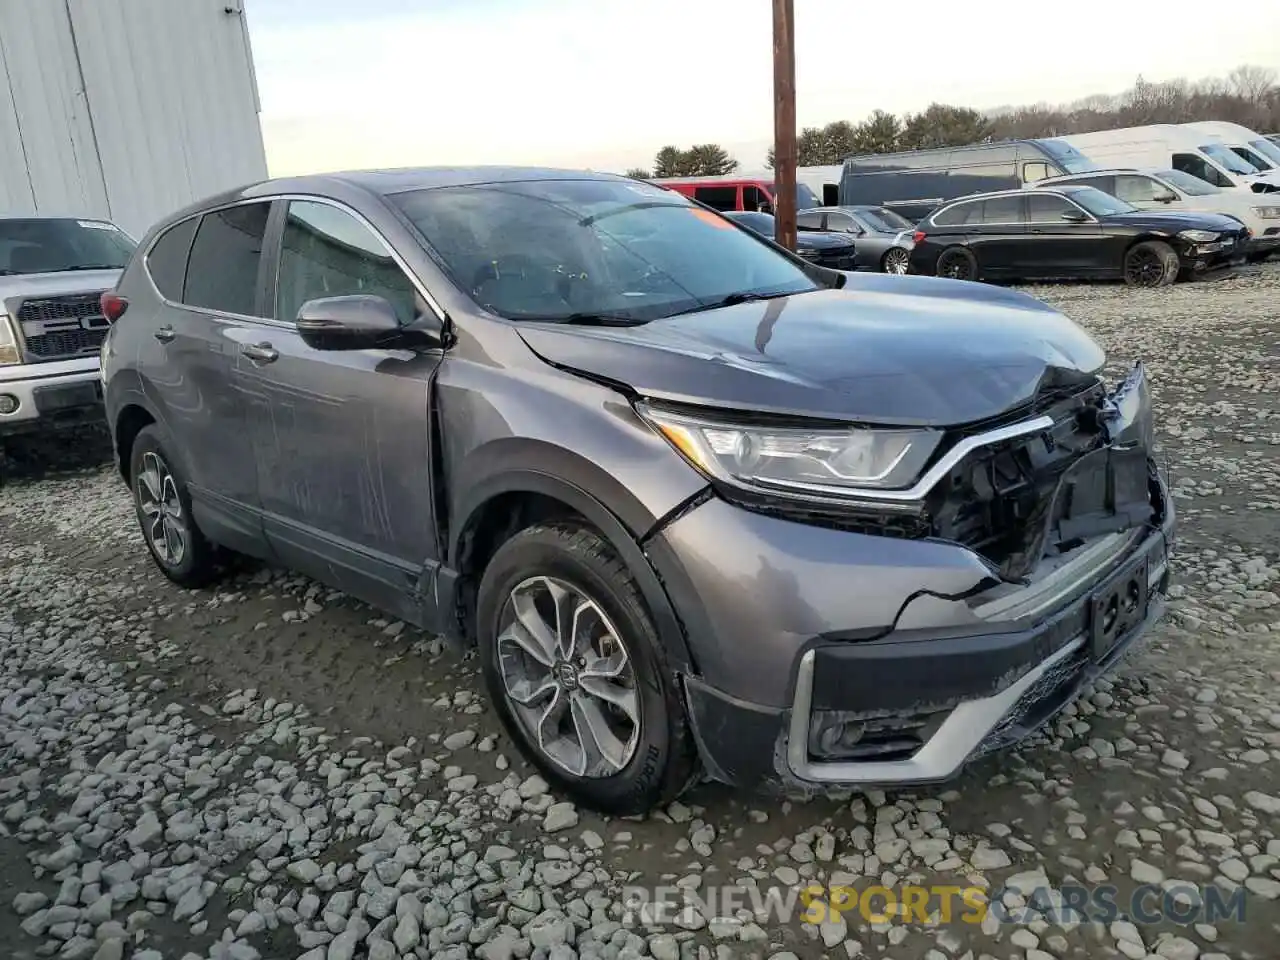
624, 65, 1280, 178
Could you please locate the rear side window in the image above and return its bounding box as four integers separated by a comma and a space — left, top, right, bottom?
693, 186, 738, 211
144, 217, 198, 301
980, 195, 1025, 223
1067, 175, 1116, 195
183, 202, 272, 316
275, 200, 417, 325
933, 201, 981, 226
796, 211, 825, 230
1172, 154, 1231, 188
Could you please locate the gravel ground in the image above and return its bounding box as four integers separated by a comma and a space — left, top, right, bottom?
3, 265, 1280, 960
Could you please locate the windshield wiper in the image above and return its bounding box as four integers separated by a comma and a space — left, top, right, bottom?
514, 312, 649, 327
662, 290, 794, 318
62, 264, 124, 271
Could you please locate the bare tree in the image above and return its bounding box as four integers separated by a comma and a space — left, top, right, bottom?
1229, 65, 1277, 103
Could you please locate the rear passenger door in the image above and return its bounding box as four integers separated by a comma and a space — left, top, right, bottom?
141, 202, 271, 558
965, 195, 1027, 276
232, 197, 446, 627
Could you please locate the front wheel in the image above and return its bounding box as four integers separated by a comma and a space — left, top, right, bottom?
881, 247, 910, 275
936, 246, 978, 281
1124, 240, 1180, 287
476, 523, 699, 814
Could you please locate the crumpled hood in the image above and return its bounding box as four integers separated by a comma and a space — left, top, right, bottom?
518, 273, 1108, 427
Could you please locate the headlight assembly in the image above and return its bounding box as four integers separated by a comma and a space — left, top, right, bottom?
1178, 229, 1220, 243
1252, 205, 1280, 219
638, 403, 942, 498
0, 314, 20, 366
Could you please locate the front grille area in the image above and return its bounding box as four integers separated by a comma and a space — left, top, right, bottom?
804, 248, 857, 270
17, 293, 110, 362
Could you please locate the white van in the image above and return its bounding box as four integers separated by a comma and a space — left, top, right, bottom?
1034, 167, 1280, 262
1183, 122, 1280, 176
1057, 124, 1280, 195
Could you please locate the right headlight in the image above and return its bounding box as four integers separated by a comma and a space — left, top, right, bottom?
1252, 205, 1280, 219
0, 314, 20, 365
1178, 229, 1220, 243
637, 403, 942, 498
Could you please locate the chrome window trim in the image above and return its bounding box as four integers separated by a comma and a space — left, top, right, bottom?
745, 414, 1055, 503
140, 193, 448, 327
929, 191, 1099, 228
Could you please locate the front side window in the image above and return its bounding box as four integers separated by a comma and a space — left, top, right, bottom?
1247, 137, 1280, 168
1114, 176, 1166, 203
0, 218, 134, 277
390, 179, 818, 322
1198, 143, 1258, 175
1026, 193, 1076, 221
275, 200, 417, 325
796, 210, 825, 230
1069, 187, 1136, 217
743, 186, 770, 212
1233, 146, 1274, 171
1022, 161, 1052, 183
1172, 153, 1232, 188
183, 203, 271, 316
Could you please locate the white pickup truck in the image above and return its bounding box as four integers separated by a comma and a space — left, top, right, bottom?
1, 216, 134, 446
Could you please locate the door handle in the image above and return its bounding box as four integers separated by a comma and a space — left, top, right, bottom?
240, 342, 279, 364
153, 325, 176, 343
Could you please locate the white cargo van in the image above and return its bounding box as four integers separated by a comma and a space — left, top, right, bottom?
1057, 124, 1280, 195
1035, 167, 1280, 262
1183, 122, 1280, 176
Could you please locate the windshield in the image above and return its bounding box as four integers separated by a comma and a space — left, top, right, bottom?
1234, 146, 1274, 170
390, 179, 817, 322
1249, 138, 1280, 168
856, 207, 913, 232
793, 182, 819, 210
1070, 187, 1137, 217
1035, 138, 1098, 175
1198, 143, 1259, 175
1157, 170, 1220, 196
0, 218, 134, 276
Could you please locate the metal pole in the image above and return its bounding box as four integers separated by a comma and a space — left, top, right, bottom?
772, 0, 797, 250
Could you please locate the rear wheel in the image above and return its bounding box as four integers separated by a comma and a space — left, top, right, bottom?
477, 523, 699, 814
129, 425, 226, 588
881, 247, 910, 275
936, 246, 978, 281
1123, 240, 1179, 287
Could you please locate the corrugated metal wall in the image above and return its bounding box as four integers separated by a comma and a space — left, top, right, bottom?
0, 0, 268, 237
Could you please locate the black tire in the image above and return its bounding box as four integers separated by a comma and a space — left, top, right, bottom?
936, 246, 978, 281
881, 247, 911, 275
1124, 240, 1179, 287
476, 522, 699, 814
128, 424, 226, 588
1246, 251, 1273, 264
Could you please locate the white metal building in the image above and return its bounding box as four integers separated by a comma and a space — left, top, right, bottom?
0, 0, 269, 239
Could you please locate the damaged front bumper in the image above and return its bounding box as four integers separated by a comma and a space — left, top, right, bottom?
649, 363, 1176, 790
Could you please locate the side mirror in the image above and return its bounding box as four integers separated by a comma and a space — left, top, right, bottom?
296, 295, 401, 350
1060, 210, 1089, 223
1154, 192, 1177, 203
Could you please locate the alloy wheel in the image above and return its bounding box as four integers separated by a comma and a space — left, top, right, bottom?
495, 575, 640, 778
136, 451, 187, 567
1125, 249, 1165, 286
884, 248, 910, 275
938, 251, 972, 280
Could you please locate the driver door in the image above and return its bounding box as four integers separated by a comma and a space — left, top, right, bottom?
233, 198, 447, 628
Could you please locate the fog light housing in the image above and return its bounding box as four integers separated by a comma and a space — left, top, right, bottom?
0, 393, 20, 415
808, 708, 951, 762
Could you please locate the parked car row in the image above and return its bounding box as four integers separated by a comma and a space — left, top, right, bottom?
5, 166, 1184, 814
909, 185, 1250, 286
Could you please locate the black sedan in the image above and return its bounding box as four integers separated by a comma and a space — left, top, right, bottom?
723, 211, 857, 271
798, 205, 915, 273
910, 185, 1250, 287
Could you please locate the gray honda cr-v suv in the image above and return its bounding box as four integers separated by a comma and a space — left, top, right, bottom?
101, 168, 1174, 813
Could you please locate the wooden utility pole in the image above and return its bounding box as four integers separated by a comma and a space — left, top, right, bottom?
772, 0, 797, 251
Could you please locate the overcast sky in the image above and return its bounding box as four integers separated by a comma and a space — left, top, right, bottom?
247, 0, 1280, 176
